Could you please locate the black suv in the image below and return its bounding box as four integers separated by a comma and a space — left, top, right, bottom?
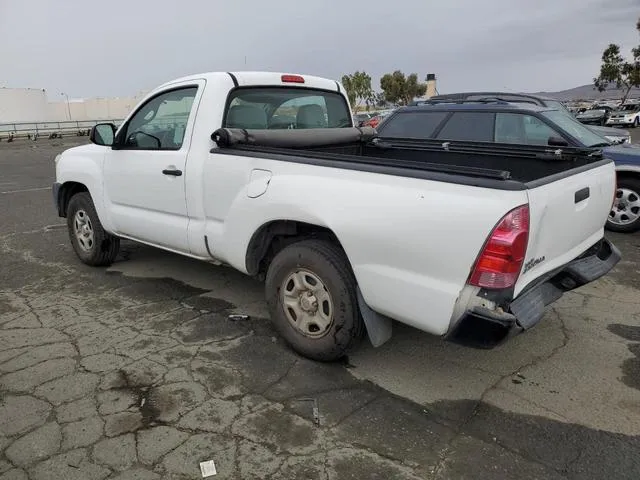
376, 98, 611, 149
409, 92, 630, 144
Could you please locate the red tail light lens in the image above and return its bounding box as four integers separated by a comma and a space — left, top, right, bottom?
468, 204, 530, 290
281, 74, 305, 83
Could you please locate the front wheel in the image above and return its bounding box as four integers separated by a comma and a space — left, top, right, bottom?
634, 117, 639, 128
607, 177, 640, 233
265, 239, 364, 362
67, 192, 120, 266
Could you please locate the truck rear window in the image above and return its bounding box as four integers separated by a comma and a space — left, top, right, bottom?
224, 87, 352, 130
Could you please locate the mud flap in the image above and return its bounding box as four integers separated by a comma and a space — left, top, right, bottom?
356, 287, 393, 347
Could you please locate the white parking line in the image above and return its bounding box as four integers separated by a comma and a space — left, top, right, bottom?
1, 186, 51, 194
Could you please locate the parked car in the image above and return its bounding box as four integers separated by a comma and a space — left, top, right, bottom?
595, 142, 640, 232
364, 110, 393, 129
406, 94, 640, 233
53, 71, 619, 361
575, 106, 612, 126
353, 112, 375, 127
416, 92, 631, 144
606, 101, 640, 128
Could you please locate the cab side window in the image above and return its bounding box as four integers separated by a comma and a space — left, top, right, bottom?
123, 87, 197, 150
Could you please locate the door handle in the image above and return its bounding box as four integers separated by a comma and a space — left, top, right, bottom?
574, 187, 590, 203
162, 169, 182, 177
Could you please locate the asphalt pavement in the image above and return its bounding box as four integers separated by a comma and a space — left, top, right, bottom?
0, 137, 639, 479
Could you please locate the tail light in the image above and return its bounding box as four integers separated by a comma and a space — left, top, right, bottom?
468, 204, 530, 290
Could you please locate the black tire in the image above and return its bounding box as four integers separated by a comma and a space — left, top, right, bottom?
265, 239, 364, 362
634, 117, 639, 128
66, 192, 120, 266
606, 176, 640, 233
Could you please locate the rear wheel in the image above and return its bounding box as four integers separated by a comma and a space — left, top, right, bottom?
265, 239, 364, 361
67, 192, 120, 266
607, 177, 640, 233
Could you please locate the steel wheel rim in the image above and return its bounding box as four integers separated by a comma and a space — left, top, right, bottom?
609, 187, 640, 225
73, 210, 95, 251
281, 268, 334, 338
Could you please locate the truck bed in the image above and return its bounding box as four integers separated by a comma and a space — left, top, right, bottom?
211, 127, 610, 188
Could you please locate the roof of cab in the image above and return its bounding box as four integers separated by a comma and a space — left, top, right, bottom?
155, 71, 343, 94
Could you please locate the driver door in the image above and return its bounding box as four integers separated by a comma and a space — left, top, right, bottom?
103, 81, 202, 252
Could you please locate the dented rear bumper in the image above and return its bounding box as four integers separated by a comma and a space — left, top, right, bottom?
447, 237, 621, 349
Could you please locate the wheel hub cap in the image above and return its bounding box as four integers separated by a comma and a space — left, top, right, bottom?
610, 187, 640, 226
281, 269, 334, 338
299, 292, 318, 313
73, 210, 95, 252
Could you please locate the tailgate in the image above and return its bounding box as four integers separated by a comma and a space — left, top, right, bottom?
514, 160, 616, 296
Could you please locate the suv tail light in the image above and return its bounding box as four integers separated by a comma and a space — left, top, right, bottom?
468, 204, 530, 290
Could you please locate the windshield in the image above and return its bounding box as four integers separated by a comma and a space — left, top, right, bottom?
224, 87, 352, 130
542, 110, 610, 147
619, 104, 640, 112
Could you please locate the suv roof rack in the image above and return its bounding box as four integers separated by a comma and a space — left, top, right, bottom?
426, 92, 550, 106
410, 98, 511, 106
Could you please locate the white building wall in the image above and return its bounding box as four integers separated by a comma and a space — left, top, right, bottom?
0, 88, 49, 123
1, 87, 147, 124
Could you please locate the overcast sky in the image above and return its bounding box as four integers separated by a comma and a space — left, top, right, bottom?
1, 0, 638, 99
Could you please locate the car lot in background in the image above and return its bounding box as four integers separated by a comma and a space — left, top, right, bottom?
363, 109, 394, 128
1, 138, 640, 479
353, 112, 375, 127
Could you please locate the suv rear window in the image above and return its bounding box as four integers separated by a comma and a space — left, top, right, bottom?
225, 87, 352, 130
376, 111, 448, 139
436, 112, 495, 142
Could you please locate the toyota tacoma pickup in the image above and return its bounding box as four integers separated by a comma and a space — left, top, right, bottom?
52, 71, 621, 361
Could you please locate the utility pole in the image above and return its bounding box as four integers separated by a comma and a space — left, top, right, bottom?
61, 93, 71, 120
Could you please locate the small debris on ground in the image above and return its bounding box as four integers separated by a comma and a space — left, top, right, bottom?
228, 314, 250, 321
200, 459, 217, 477
294, 397, 320, 427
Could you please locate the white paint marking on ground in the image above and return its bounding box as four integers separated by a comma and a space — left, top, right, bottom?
1, 187, 51, 194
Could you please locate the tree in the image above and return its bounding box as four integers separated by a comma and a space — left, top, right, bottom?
379, 71, 427, 106
341, 71, 374, 111
593, 16, 640, 104
367, 92, 386, 109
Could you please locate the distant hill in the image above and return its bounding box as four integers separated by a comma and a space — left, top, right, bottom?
530, 84, 640, 102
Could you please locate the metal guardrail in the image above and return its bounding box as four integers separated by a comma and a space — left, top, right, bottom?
0, 119, 124, 141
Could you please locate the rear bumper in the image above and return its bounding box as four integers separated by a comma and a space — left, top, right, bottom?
447, 237, 621, 349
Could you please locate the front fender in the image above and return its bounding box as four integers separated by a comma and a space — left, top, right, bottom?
55, 145, 113, 232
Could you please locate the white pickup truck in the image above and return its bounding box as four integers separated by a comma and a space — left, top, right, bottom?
53, 71, 621, 361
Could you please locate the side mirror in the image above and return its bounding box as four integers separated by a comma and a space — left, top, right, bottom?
548, 136, 569, 147
90, 123, 116, 146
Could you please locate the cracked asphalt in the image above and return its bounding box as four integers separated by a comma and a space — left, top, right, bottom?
1, 138, 639, 479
